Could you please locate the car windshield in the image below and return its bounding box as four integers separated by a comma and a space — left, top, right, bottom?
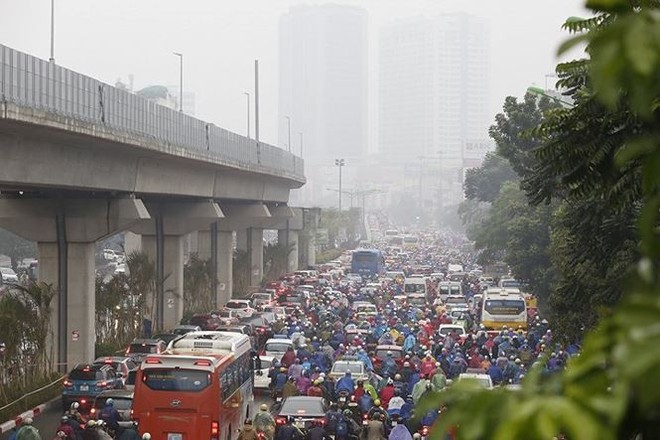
252, 294, 270, 300
460, 376, 491, 388
439, 327, 465, 336
127, 343, 157, 354
225, 302, 245, 309
280, 399, 325, 416
332, 363, 363, 374
260, 358, 272, 369
375, 349, 402, 359
69, 369, 101, 380
282, 295, 302, 303
142, 369, 211, 392
265, 342, 291, 352
446, 297, 466, 304
95, 397, 132, 411
218, 310, 234, 318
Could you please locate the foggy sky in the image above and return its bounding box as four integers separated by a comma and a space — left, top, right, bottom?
0, 0, 588, 151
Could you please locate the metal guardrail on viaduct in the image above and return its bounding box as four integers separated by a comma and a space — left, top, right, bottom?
0, 43, 305, 183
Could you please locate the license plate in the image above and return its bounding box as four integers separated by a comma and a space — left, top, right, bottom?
168, 434, 182, 440
80, 385, 89, 391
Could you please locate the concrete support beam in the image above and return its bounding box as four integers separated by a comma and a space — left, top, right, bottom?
278, 229, 299, 272
142, 235, 184, 331
217, 231, 233, 306
129, 201, 224, 236
0, 197, 149, 372
196, 229, 233, 307
236, 227, 264, 289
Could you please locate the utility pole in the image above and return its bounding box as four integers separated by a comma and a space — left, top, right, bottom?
335, 158, 345, 211
49, 0, 55, 63
255, 60, 260, 142
285, 116, 292, 152
173, 52, 183, 112
299, 132, 304, 158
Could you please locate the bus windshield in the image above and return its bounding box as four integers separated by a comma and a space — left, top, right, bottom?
142, 369, 211, 392
484, 299, 525, 315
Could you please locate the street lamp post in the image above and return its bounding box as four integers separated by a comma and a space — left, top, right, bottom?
173, 52, 183, 112
527, 85, 573, 107
299, 132, 304, 158
335, 158, 345, 211
284, 116, 292, 153
49, 0, 55, 63
244, 92, 251, 138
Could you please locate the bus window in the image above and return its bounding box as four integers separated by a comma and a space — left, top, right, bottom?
142, 369, 211, 392
484, 299, 525, 315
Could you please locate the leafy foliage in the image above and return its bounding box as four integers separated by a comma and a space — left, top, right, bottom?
183, 254, 216, 316
0, 283, 55, 389
463, 152, 518, 203
470, 182, 556, 304
431, 2, 660, 438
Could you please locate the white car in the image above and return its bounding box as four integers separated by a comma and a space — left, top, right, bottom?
223, 300, 255, 319
0, 267, 19, 284
251, 292, 274, 307
458, 373, 493, 389
261, 305, 286, 321
254, 355, 274, 391
263, 338, 294, 362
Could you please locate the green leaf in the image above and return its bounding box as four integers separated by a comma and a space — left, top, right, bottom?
586, 0, 630, 12
623, 18, 657, 76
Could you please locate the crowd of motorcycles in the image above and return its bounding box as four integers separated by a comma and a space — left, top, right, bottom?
251, 240, 580, 440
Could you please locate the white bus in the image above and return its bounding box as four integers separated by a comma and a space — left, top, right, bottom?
481, 288, 527, 330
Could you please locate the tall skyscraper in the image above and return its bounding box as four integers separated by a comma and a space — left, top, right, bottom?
279, 4, 368, 164
379, 13, 490, 208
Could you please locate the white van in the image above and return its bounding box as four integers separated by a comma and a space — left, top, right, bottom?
404, 277, 426, 295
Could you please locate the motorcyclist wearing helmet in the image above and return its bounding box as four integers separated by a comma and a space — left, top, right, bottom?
254, 404, 276, 440
335, 371, 355, 394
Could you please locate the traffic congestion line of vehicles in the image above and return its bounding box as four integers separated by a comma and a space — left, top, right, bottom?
53, 224, 548, 439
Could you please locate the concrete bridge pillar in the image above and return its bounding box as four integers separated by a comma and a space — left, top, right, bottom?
141, 235, 184, 329
237, 227, 264, 289
128, 200, 224, 332
278, 228, 299, 272
196, 229, 233, 308
0, 197, 149, 371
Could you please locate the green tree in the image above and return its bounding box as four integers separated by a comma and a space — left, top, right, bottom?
0, 282, 55, 388
263, 242, 294, 282
183, 254, 215, 316
471, 182, 555, 303
464, 152, 518, 202
426, 2, 660, 438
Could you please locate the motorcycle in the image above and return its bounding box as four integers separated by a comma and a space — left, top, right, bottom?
337, 390, 351, 409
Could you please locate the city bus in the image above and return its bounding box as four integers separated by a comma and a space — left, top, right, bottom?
480, 288, 527, 330
402, 235, 419, 249
351, 249, 385, 277
132, 331, 253, 440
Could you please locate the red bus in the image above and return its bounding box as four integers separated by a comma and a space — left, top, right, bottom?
132, 331, 253, 440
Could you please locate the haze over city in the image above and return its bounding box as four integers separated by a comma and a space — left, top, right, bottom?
1, 0, 587, 150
